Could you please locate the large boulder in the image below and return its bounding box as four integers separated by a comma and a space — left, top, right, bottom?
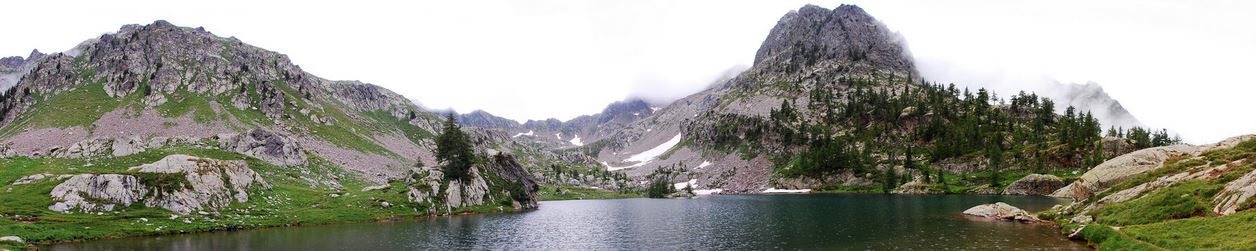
48, 155, 271, 214
962, 202, 1043, 223
48, 174, 147, 212
1004, 174, 1066, 195
1049, 145, 1200, 199
217, 128, 306, 166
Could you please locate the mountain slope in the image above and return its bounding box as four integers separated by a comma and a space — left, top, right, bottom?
583, 4, 1171, 195
0, 20, 544, 246
1048, 135, 1256, 250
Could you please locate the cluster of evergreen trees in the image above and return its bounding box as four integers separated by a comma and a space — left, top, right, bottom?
699, 74, 1180, 186
436, 113, 475, 181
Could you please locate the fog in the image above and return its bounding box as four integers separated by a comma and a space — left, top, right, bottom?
0, 0, 1252, 144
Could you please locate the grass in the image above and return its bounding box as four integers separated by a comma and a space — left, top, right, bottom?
1073, 224, 1164, 250
537, 185, 639, 201
0, 147, 521, 250
1122, 210, 1256, 250
154, 87, 217, 123
1091, 180, 1223, 226
1064, 138, 1256, 250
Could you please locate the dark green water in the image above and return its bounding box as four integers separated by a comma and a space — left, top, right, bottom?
47, 194, 1087, 250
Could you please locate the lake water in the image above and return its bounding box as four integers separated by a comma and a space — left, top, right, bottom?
47, 194, 1087, 250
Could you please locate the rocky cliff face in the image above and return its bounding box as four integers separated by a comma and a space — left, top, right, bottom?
754, 4, 914, 75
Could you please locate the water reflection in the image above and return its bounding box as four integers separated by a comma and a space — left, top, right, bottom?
49, 194, 1087, 250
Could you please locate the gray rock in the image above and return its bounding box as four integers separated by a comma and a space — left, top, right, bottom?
892, 177, 943, 194
0, 235, 23, 243
48, 155, 270, 214
962, 202, 1043, 223
1214, 169, 1256, 215
49, 174, 147, 212
217, 128, 306, 166
1004, 174, 1066, 195
754, 4, 913, 74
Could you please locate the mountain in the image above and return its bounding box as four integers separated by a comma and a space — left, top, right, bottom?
0, 49, 45, 90
1055, 81, 1142, 129
453, 98, 656, 150
0, 20, 551, 243
572, 4, 1172, 195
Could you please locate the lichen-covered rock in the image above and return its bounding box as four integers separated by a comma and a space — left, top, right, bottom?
48, 155, 270, 214
217, 128, 306, 166
1004, 174, 1066, 195
962, 202, 1043, 223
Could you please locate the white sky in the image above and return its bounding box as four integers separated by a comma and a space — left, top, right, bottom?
1, 0, 1253, 144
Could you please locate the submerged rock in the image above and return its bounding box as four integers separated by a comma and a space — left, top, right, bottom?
1004, 174, 1066, 195
48, 155, 271, 214
962, 202, 1044, 223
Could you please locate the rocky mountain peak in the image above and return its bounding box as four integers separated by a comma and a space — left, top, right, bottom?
753, 4, 914, 74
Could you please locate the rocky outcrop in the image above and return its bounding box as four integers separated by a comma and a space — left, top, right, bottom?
485, 153, 540, 209
48, 174, 147, 212
403, 165, 487, 214
962, 202, 1044, 223
216, 128, 306, 166
48, 155, 270, 214
1004, 174, 1066, 195
404, 153, 540, 213
1213, 169, 1256, 215
1049, 145, 1200, 199
754, 4, 913, 74
892, 177, 944, 194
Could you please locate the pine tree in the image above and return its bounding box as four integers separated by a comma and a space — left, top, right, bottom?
436, 112, 475, 181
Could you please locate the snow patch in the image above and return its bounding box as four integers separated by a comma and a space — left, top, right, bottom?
762, 188, 811, 194
694, 189, 723, 195
555, 133, 562, 140
696, 161, 711, 169
673, 179, 697, 190
650, 107, 660, 112
625, 133, 682, 163
569, 135, 583, 146
512, 130, 534, 138
603, 133, 683, 171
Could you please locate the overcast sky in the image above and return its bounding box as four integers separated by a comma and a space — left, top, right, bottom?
1, 0, 1253, 144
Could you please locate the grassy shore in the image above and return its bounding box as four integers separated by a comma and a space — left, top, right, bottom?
537, 185, 640, 201
0, 147, 522, 250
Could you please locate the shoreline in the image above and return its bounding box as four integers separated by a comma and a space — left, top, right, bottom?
25, 204, 535, 248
